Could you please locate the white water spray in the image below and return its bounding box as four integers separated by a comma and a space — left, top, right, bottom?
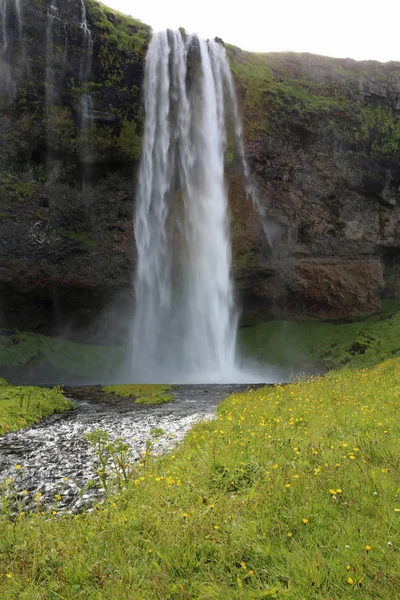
131, 31, 279, 383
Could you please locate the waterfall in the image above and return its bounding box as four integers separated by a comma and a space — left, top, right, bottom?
78, 0, 93, 182
79, 0, 93, 82
0, 0, 21, 50
0, 0, 23, 102
131, 31, 244, 383
45, 2, 67, 125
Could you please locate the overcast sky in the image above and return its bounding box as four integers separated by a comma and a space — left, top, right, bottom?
103, 0, 400, 63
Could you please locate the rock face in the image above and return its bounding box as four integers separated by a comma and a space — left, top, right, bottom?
229, 50, 400, 320
0, 0, 399, 337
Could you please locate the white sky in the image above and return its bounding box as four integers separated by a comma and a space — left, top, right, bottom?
103, 0, 400, 62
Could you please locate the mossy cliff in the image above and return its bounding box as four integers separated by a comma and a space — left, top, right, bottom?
0, 1, 399, 337
226, 49, 400, 321
0, 0, 151, 336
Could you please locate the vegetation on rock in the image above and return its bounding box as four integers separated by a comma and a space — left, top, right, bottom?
103, 384, 174, 405
0, 330, 125, 382
239, 300, 400, 374
0, 384, 72, 435
227, 48, 400, 158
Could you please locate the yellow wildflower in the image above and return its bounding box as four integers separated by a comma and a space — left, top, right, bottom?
347, 577, 353, 585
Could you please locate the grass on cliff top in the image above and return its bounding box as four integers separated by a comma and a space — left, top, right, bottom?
0, 381, 72, 436
226, 46, 400, 156
86, 0, 151, 55
1, 357, 399, 598
103, 384, 174, 405
239, 301, 400, 375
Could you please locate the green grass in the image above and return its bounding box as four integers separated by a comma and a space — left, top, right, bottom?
226, 47, 400, 157
0, 383, 72, 436
1, 358, 399, 598
0, 330, 125, 381
103, 384, 174, 405
239, 301, 400, 374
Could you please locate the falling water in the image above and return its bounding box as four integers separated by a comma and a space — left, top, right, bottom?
0, 0, 23, 101
79, 0, 92, 81
78, 0, 93, 178
131, 31, 259, 383
45, 1, 68, 331
45, 2, 67, 118
0, 0, 21, 50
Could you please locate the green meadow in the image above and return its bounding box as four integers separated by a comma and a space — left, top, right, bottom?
1, 354, 399, 598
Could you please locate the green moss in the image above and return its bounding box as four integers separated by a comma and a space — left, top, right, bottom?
103, 384, 175, 405
57, 228, 96, 246
357, 105, 400, 155
46, 106, 77, 155
103, 384, 173, 398
226, 48, 400, 156
0, 173, 36, 203
0, 330, 125, 381
0, 385, 72, 435
86, 0, 151, 56
239, 300, 400, 373
224, 150, 234, 166
135, 394, 174, 405
118, 119, 141, 160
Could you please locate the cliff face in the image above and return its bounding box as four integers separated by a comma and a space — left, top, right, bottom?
228, 50, 400, 320
0, 0, 399, 337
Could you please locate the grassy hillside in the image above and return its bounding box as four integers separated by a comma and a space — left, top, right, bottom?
239, 301, 400, 375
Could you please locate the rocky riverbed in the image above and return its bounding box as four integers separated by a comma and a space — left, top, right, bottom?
0, 384, 253, 514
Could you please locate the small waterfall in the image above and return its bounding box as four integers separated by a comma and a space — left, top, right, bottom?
0, 0, 21, 50
45, 2, 67, 125
79, 0, 93, 81
78, 0, 93, 186
0, 0, 23, 101
45, 0, 68, 331
131, 31, 245, 383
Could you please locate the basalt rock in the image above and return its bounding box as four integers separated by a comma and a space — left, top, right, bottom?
0, 1, 399, 337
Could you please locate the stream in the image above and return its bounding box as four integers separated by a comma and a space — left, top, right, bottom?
0, 384, 252, 513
